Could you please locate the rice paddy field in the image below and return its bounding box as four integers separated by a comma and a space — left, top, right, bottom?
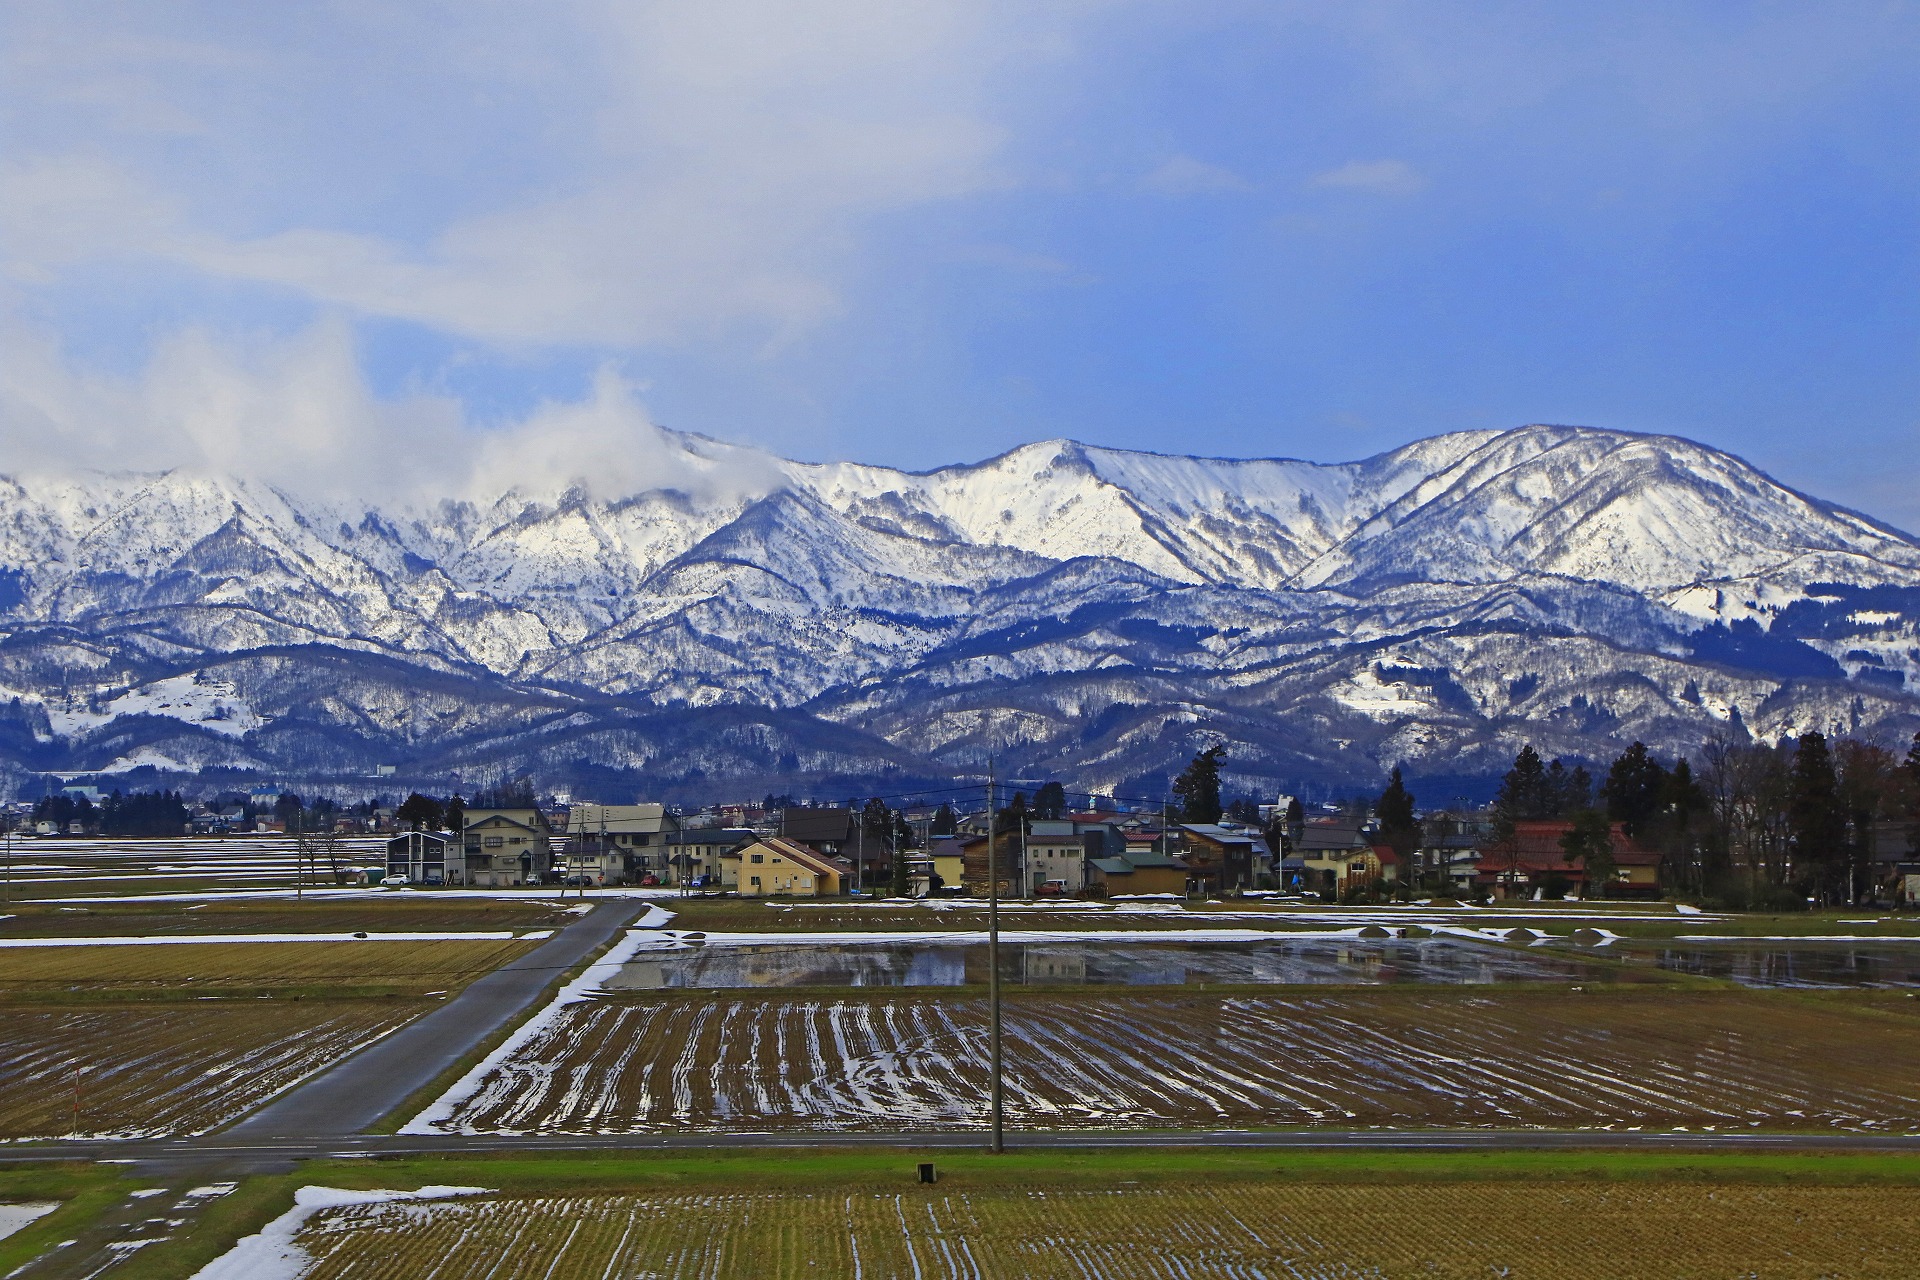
0, 835, 379, 899
0, 936, 538, 998
0, 913, 550, 1139
0, 1000, 417, 1138
258, 1180, 1920, 1278
0, 896, 578, 937
419, 987, 1920, 1135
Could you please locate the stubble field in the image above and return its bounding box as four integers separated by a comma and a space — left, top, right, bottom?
0, 1000, 418, 1137
0, 938, 537, 996
271, 1181, 1920, 1279
420, 987, 1920, 1134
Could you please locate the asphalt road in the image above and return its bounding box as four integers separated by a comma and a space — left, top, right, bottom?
12, 1126, 1920, 1171
224, 895, 651, 1140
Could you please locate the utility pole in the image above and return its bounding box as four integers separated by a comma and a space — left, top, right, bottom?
3, 811, 11, 910
987, 758, 1003, 1153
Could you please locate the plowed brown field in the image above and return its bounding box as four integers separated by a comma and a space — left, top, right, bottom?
425, 988, 1920, 1133
0, 1001, 417, 1137
0, 938, 534, 994
285, 1183, 1920, 1278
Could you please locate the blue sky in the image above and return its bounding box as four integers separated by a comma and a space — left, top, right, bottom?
3, 2, 1918, 522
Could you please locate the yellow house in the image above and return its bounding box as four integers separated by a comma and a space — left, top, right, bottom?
730, 836, 846, 897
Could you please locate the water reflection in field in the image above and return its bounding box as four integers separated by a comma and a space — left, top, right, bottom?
606, 938, 1610, 990
1640, 944, 1920, 989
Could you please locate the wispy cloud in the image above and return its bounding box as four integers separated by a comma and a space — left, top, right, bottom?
1141, 155, 1251, 196
1307, 158, 1426, 197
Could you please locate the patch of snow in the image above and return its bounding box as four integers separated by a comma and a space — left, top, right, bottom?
0, 1201, 57, 1242
187, 1186, 488, 1280
47, 674, 265, 739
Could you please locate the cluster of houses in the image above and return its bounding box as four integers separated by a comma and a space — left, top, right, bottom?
380, 797, 1670, 901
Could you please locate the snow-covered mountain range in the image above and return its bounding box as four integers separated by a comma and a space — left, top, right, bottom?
2, 422, 1916, 800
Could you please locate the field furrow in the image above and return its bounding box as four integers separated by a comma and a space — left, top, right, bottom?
286, 1184, 1920, 1279
421, 990, 1920, 1134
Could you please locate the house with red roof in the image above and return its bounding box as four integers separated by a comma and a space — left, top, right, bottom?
1472, 820, 1661, 899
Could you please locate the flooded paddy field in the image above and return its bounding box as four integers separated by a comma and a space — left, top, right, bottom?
1621, 941, 1920, 988
606, 935, 1620, 990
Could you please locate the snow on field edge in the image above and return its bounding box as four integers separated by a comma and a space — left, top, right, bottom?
188, 1186, 490, 1280
398, 906, 673, 1135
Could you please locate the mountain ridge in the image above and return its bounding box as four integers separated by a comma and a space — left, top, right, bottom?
0, 422, 1914, 799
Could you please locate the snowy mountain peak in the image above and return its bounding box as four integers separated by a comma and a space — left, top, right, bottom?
0, 423, 1913, 793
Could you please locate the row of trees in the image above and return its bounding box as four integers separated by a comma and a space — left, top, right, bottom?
30, 789, 192, 837
1390, 732, 1920, 906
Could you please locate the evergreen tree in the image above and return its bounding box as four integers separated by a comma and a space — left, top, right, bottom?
396, 792, 443, 831
1495, 745, 1551, 823
443, 794, 465, 832
1376, 767, 1417, 848
1604, 742, 1669, 838
1225, 797, 1262, 824
1559, 808, 1616, 898
1172, 746, 1225, 824
1032, 781, 1066, 820
890, 845, 911, 897
994, 791, 1029, 836
930, 803, 956, 837
1544, 759, 1590, 816
1662, 758, 1706, 891
1787, 731, 1846, 902
1376, 767, 1419, 892
1904, 733, 1920, 856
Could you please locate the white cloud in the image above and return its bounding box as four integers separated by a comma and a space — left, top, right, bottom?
1308, 158, 1427, 197
1141, 155, 1252, 196
0, 318, 781, 506
0, 1, 1046, 350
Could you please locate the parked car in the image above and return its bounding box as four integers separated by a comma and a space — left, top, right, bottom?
381, 874, 410, 887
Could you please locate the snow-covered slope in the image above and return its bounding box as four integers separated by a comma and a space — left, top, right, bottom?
0, 423, 1914, 796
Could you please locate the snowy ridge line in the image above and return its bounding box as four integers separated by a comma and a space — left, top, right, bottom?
187, 1186, 491, 1280
398, 904, 674, 1135
0, 931, 525, 948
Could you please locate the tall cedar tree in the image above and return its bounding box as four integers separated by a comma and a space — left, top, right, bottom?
1559, 808, 1616, 897
1835, 739, 1894, 903
1906, 733, 1920, 856
1172, 746, 1225, 824
1604, 742, 1669, 837
1545, 759, 1591, 815
1032, 781, 1066, 820
890, 839, 911, 897
444, 794, 465, 832
1495, 746, 1550, 824
1787, 731, 1847, 901
930, 803, 956, 837
994, 791, 1029, 836
1661, 758, 1705, 890
1376, 767, 1418, 861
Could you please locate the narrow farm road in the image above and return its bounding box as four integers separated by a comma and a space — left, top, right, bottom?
226, 895, 652, 1140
